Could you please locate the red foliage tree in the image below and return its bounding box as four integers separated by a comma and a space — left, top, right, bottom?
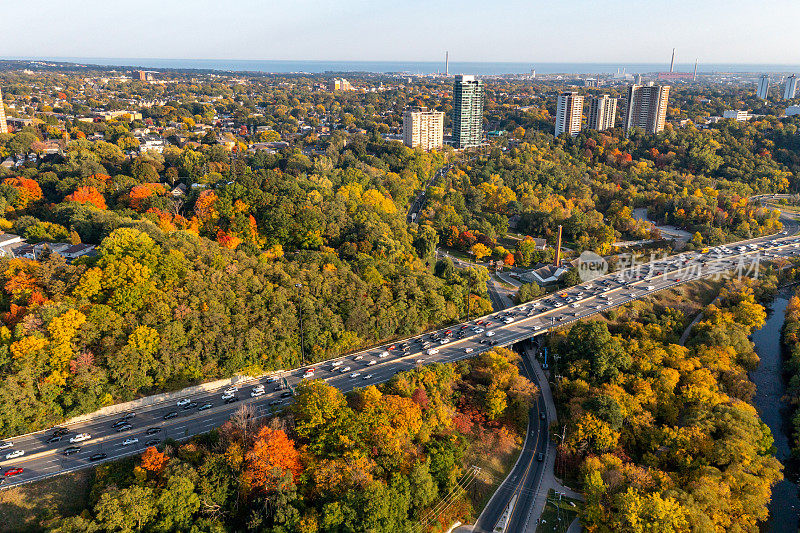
65, 186, 107, 209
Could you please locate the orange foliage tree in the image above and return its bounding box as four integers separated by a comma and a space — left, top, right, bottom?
3, 177, 42, 209
65, 186, 107, 209
244, 427, 302, 492
128, 183, 166, 211
140, 446, 169, 473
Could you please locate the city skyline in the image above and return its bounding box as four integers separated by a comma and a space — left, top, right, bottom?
2, 0, 800, 64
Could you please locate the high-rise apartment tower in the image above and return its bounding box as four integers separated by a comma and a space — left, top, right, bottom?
622, 83, 670, 135
554, 92, 584, 136
588, 95, 617, 131
403, 107, 444, 151
452, 75, 484, 149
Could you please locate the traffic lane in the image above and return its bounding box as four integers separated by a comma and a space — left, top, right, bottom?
1, 394, 289, 485
6, 378, 277, 454
6, 231, 800, 481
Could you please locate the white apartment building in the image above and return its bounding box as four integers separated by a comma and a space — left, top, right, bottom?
402, 108, 445, 151
588, 95, 617, 131
555, 92, 584, 136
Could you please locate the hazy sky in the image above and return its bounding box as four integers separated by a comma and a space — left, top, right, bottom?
4, 0, 799, 64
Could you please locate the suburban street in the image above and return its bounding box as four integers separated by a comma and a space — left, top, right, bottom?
1, 215, 799, 495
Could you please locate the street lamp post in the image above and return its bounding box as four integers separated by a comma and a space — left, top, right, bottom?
295, 283, 306, 365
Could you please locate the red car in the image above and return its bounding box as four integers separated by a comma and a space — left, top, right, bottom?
4, 467, 23, 477
460, 325, 468, 330
445, 330, 452, 335
388, 344, 396, 350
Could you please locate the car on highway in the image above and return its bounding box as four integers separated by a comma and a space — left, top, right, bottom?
121, 412, 135, 420
339, 366, 351, 373
331, 360, 343, 368
122, 438, 139, 446
266, 376, 279, 383
485, 331, 495, 337
70, 433, 91, 443
46, 434, 65, 443
4, 450, 24, 460
367, 360, 377, 366
198, 403, 213, 411
4, 467, 23, 477
503, 317, 514, 324
223, 386, 238, 395
537, 452, 544, 462
280, 391, 293, 398
62, 446, 81, 456
89, 453, 107, 462
111, 418, 129, 428
250, 385, 265, 397
182, 401, 198, 410
472, 327, 484, 333
426, 348, 439, 355
115, 424, 132, 432
163, 411, 178, 420
379, 351, 389, 358
350, 372, 361, 378
221, 391, 235, 400
145, 427, 162, 435
176, 398, 191, 407
302, 368, 315, 379
0, 442, 11, 451
464, 347, 474, 353
439, 338, 451, 344
224, 396, 240, 404
145, 439, 161, 447
354, 355, 364, 360
363, 374, 373, 380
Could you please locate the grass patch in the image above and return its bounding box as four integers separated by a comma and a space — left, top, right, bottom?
0, 470, 91, 532
536, 489, 582, 533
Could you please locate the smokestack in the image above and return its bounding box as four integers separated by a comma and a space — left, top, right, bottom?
670, 48, 675, 73
693, 59, 697, 81
445, 51, 449, 76
555, 225, 563, 267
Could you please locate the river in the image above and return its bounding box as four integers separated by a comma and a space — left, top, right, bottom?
751, 290, 800, 532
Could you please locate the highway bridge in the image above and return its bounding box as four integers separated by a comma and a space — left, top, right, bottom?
1, 213, 799, 533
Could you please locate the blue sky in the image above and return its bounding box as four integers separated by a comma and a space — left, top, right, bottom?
5, 0, 798, 63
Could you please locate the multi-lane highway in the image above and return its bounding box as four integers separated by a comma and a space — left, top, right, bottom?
2, 218, 800, 493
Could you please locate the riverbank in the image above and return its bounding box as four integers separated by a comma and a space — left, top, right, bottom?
750, 288, 800, 532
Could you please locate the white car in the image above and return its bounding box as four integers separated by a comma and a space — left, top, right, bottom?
0, 441, 12, 451
485, 331, 495, 337
331, 361, 343, 368
250, 387, 265, 398
354, 355, 364, 361
223, 387, 238, 395
362, 374, 373, 380
367, 360, 377, 366
464, 347, 474, 353
439, 338, 451, 345
5, 450, 24, 460
532, 325, 541, 331
426, 348, 439, 355
70, 433, 91, 443
177, 398, 190, 407
473, 327, 485, 333
503, 317, 514, 324
340, 366, 351, 373
221, 392, 235, 400
350, 372, 361, 379
122, 438, 139, 446
379, 351, 389, 358
570, 303, 579, 308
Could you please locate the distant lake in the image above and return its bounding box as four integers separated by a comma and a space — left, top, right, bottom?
7, 57, 800, 76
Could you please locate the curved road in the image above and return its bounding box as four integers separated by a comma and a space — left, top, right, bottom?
1, 216, 799, 496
